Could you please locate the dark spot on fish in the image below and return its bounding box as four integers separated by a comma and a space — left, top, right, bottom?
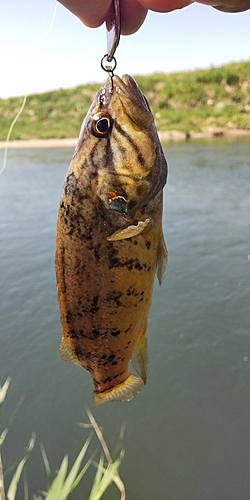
101, 372, 125, 386
90, 295, 99, 314
74, 346, 82, 358
66, 310, 73, 324
109, 256, 122, 268
111, 361, 118, 366
67, 328, 79, 339
134, 261, 144, 271
124, 259, 134, 271
106, 290, 123, 306
108, 246, 123, 269
89, 170, 98, 179
124, 325, 132, 333
108, 354, 116, 362
126, 287, 139, 297
110, 329, 121, 337
147, 266, 151, 272
93, 243, 101, 262
91, 327, 101, 339
64, 172, 79, 196
145, 240, 151, 250
103, 376, 113, 384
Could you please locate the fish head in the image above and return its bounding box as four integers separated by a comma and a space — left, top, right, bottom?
75, 74, 168, 223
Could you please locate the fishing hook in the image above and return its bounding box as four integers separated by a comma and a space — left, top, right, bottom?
101, 0, 121, 77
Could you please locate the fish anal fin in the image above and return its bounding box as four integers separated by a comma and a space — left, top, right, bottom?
94, 374, 144, 406
59, 340, 81, 366
131, 322, 148, 384
107, 218, 151, 242
156, 233, 168, 285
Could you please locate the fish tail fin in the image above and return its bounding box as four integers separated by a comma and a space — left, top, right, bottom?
93, 374, 144, 406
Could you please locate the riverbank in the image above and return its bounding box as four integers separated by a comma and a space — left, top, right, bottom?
0, 127, 249, 149
1, 62, 249, 144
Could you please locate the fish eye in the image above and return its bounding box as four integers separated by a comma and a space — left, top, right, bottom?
91, 114, 112, 138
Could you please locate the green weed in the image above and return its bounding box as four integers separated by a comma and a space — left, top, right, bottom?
0, 379, 125, 500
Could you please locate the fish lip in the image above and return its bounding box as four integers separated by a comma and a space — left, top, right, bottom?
113, 74, 150, 112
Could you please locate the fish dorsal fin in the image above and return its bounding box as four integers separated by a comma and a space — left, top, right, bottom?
131, 320, 148, 384
59, 340, 81, 366
156, 233, 168, 285
107, 218, 151, 242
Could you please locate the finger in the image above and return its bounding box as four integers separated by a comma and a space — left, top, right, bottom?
120, 0, 148, 34
136, 0, 192, 12
196, 0, 250, 12
58, 0, 112, 28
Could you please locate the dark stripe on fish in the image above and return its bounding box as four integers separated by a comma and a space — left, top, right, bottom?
105, 138, 114, 170
88, 142, 101, 173
115, 123, 147, 170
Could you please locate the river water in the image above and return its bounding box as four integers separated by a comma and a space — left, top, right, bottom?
0, 138, 250, 500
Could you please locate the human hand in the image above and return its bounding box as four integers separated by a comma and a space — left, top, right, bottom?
58, 0, 250, 35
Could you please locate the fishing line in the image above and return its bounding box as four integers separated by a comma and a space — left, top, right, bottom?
0, 95, 27, 176
0, 2, 58, 175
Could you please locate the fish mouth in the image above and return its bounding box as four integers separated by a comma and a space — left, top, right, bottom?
120, 74, 149, 108
112, 74, 153, 128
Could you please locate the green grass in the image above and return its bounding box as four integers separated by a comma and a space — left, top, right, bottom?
0, 61, 249, 140
0, 379, 125, 500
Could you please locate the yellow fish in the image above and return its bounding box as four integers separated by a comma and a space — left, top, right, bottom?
55, 74, 168, 406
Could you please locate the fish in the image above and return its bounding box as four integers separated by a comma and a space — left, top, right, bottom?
55, 74, 168, 406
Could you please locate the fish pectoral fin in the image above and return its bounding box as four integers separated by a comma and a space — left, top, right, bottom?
59, 340, 81, 366
107, 218, 152, 241
131, 321, 148, 384
156, 232, 168, 285
93, 374, 144, 406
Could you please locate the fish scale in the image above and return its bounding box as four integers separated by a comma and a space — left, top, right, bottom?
55, 74, 168, 405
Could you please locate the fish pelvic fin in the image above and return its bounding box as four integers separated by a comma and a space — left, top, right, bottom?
93, 374, 144, 406
156, 232, 168, 285
59, 339, 81, 366
131, 321, 148, 384
107, 218, 152, 241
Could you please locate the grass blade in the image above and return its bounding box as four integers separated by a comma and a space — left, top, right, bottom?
7, 433, 35, 500
88, 453, 104, 500
0, 379, 11, 407
40, 444, 51, 486
45, 455, 68, 500
59, 433, 92, 497
89, 459, 121, 500
85, 410, 126, 500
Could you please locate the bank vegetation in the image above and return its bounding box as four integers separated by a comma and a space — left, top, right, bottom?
0, 61, 249, 141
